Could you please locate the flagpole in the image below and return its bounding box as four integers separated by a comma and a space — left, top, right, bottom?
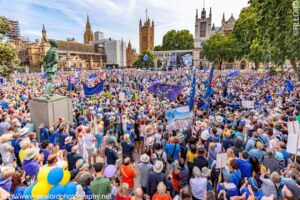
295, 131, 299, 163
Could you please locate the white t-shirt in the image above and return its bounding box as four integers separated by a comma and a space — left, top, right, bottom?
84, 134, 95, 150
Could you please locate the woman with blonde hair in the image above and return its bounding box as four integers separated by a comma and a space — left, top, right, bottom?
226, 148, 235, 165
152, 182, 172, 200
116, 183, 131, 200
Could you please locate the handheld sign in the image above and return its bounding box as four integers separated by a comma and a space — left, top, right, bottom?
286, 121, 300, 159
216, 153, 227, 169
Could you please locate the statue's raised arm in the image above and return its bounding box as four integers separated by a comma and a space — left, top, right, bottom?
43, 39, 58, 99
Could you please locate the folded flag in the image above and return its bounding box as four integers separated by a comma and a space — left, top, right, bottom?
285, 80, 294, 92
188, 72, 196, 111
253, 79, 264, 88
143, 54, 149, 61
67, 78, 75, 91
226, 70, 240, 78
88, 73, 97, 79
82, 81, 104, 96
147, 81, 183, 101
204, 63, 215, 98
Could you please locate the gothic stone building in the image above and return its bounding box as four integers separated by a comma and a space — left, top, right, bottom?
27, 16, 106, 71
126, 40, 138, 67
193, 7, 249, 69
139, 17, 154, 54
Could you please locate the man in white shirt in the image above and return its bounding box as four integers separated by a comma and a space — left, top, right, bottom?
190, 166, 207, 200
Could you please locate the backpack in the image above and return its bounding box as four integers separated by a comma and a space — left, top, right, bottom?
155, 151, 167, 172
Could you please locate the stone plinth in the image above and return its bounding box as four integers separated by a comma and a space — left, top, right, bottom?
29, 95, 72, 141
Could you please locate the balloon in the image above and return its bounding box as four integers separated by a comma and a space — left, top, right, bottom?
48, 184, 65, 200
59, 170, 71, 186
104, 165, 117, 178
31, 181, 51, 199
37, 167, 51, 182
47, 167, 63, 185
64, 182, 76, 198
24, 184, 35, 200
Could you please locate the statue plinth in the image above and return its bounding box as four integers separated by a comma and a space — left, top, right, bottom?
29, 95, 73, 141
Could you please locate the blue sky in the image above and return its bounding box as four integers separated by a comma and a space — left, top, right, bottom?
1, 0, 248, 51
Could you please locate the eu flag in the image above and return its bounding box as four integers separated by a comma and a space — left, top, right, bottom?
88, 73, 97, 79
285, 80, 294, 92
188, 72, 196, 111
226, 70, 240, 78
147, 81, 183, 101
82, 81, 104, 96
253, 79, 264, 88
204, 63, 215, 98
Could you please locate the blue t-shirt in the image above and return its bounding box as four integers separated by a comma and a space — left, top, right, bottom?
240, 187, 263, 200
57, 132, 68, 150
166, 144, 181, 161
248, 149, 266, 163
230, 170, 242, 188
12, 186, 27, 200
217, 183, 239, 198
49, 130, 58, 145
235, 158, 252, 178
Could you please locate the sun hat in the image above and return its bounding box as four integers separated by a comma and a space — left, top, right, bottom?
275, 152, 284, 161
0, 134, 13, 143
200, 129, 210, 141
201, 122, 208, 129
140, 154, 150, 163
75, 159, 88, 171
195, 120, 202, 127
201, 167, 211, 177
215, 115, 224, 123
65, 136, 73, 144
153, 160, 164, 173
146, 136, 155, 146
24, 148, 39, 160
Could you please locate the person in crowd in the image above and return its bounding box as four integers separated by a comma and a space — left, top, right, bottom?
190, 166, 207, 200
193, 145, 208, 170
105, 140, 119, 165
119, 157, 136, 192
120, 134, 134, 160
236, 151, 252, 179
152, 182, 172, 200
90, 162, 112, 200
22, 148, 40, 185
10, 170, 27, 200
138, 154, 153, 194
147, 161, 167, 198
166, 136, 181, 164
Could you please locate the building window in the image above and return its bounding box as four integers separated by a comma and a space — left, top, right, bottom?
200, 22, 206, 37
199, 51, 204, 59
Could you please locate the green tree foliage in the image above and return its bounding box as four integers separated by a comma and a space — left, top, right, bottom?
203, 34, 239, 69
154, 45, 162, 51
159, 30, 194, 50
249, 0, 300, 77
0, 16, 19, 78
232, 6, 264, 69
133, 50, 155, 68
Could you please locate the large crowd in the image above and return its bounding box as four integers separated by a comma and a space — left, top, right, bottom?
0, 68, 300, 200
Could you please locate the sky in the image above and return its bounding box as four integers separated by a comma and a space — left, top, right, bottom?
0, 0, 248, 51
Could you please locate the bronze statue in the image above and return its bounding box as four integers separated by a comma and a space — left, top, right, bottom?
43, 39, 58, 99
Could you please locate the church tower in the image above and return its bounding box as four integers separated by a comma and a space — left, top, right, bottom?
84, 15, 94, 44
139, 11, 154, 54
41, 24, 47, 44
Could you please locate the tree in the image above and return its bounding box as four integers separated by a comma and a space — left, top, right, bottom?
159, 30, 194, 50
133, 50, 155, 68
0, 16, 19, 78
250, 0, 300, 78
203, 34, 239, 70
232, 6, 264, 70
154, 45, 162, 51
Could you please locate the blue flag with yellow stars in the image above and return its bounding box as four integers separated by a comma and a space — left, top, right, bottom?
188, 72, 196, 111
147, 81, 183, 101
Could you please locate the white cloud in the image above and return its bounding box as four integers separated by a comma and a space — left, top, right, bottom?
1, 0, 248, 52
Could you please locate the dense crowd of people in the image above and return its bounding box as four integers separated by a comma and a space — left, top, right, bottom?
0, 68, 300, 200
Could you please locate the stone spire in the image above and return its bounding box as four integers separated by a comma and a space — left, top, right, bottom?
222, 12, 225, 23
139, 18, 142, 26
41, 24, 47, 44
196, 9, 198, 19
201, 8, 206, 19
84, 14, 94, 44
212, 23, 215, 31
209, 7, 212, 19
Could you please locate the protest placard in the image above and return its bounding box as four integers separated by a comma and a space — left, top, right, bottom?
167, 106, 192, 131
287, 121, 300, 156
216, 153, 227, 169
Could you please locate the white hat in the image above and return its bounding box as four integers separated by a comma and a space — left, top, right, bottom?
153, 160, 164, 173
24, 148, 39, 160
65, 136, 73, 144
201, 122, 208, 129
215, 115, 224, 123
19, 127, 29, 137
0, 134, 13, 143
200, 129, 210, 141
201, 167, 211, 177
195, 120, 202, 127
146, 136, 155, 146
140, 154, 150, 163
